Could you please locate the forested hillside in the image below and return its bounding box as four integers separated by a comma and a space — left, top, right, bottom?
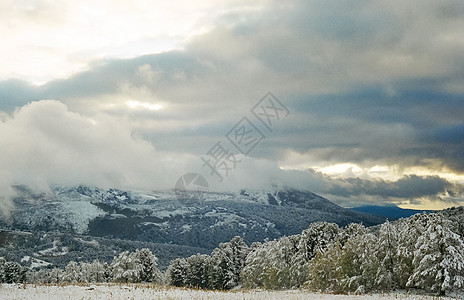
3, 207, 464, 296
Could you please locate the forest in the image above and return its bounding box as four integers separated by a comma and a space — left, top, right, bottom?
2, 208, 464, 296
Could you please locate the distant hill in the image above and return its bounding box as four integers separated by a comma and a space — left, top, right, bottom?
0, 185, 386, 269
351, 204, 434, 220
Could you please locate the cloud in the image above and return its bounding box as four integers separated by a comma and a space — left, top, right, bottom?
0, 79, 41, 112
0, 0, 272, 84
326, 175, 454, 199
0, 0, 463, 211
0, 100, 188, 204
217, 164, 464, 208
0, 100, 463, 215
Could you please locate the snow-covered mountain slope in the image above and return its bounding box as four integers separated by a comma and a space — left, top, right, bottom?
1, 185, 385, 249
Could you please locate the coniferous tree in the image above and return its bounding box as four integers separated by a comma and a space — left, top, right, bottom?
185, 254, 210, 289
339, 231, 378, 293
110, 249, 161, 283
134, 248, 162, 283
374, 220, 399, 290
167, 258, 188, 287
208, 236, 249, 290
306, 241, 343, 293
0, 258, 26, 283
241, 241, 271, 289
407, 214, 464, 295
63, 261, 81, 283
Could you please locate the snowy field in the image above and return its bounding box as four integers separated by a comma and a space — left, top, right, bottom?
0, 284, 460, 300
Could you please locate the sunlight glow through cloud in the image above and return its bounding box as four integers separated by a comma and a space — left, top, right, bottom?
125, 100, 164, 111
0, 0, 268, 84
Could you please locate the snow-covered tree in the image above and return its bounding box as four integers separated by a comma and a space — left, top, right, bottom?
407, 213, 464, 295
208, 236, 249, 290
338, 229, 379, 293
373, 220, 398, 290
263, 236, 297, 289
79, 260, 109, 283
292, 222, 340, 287
242, 223, 340, 290
184, 254, 210, 289
167, 258, 188, 287
112, 251, 141, 283
390, 217, 416, 288
0, 258, 26, 283
242, 235, 300, 289
338, 222, 368, 246
110, 249, 161, 283
133, 248, 162, 283
297, 222, 340, 261
91, 260, 109, 283
241, 241, 267, 289
48, 267, 65, 284
306, 241, 343, 293
62, 261, 80, 283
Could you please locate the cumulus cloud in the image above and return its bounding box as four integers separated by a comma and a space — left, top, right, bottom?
0, 100, 193, 212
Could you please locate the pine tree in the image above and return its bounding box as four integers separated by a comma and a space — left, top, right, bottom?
407, 213, 464, 295
133, 248, 162, 283
242, 223, 341, 290
297, 222, 340, 261
110, 251, 138, 283
110, 249, 162, 283
49, 267, 64, 284
292, 222, 340, 287
241, 241, 270, 289
392, 217, 416, 288
208, 236, 249, 290
0, 259, 26, 283
338, 229, 378, 293
374, 220, 398, 290
63, 261, 80, 283
184, 254, 210, 289
167, 258, 188, 287
306, 241, 343, 293
90, 260, 109, 283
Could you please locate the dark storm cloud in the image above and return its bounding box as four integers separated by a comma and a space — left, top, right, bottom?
327, 175, 454, 199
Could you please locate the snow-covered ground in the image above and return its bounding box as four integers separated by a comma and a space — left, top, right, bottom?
0, 284, 460, 300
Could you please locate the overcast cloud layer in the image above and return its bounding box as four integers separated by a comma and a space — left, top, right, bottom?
1, 0, 464, 212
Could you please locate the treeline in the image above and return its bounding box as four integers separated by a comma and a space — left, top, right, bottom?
2, 211, 464, 296
165, 212, 464, 295
1, 249, 162, 284
26, 248, 162, 284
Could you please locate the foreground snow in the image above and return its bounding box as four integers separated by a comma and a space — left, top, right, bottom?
0, 284, 460, 300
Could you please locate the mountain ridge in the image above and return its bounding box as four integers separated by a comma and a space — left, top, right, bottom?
0, 185, 386, 269
351, 204, 435, 220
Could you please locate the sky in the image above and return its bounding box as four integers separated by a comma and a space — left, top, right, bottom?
0, 0, 464, 212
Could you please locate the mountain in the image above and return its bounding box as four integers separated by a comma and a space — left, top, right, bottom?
0, 185, 385, 269
351, 204, 434, 220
